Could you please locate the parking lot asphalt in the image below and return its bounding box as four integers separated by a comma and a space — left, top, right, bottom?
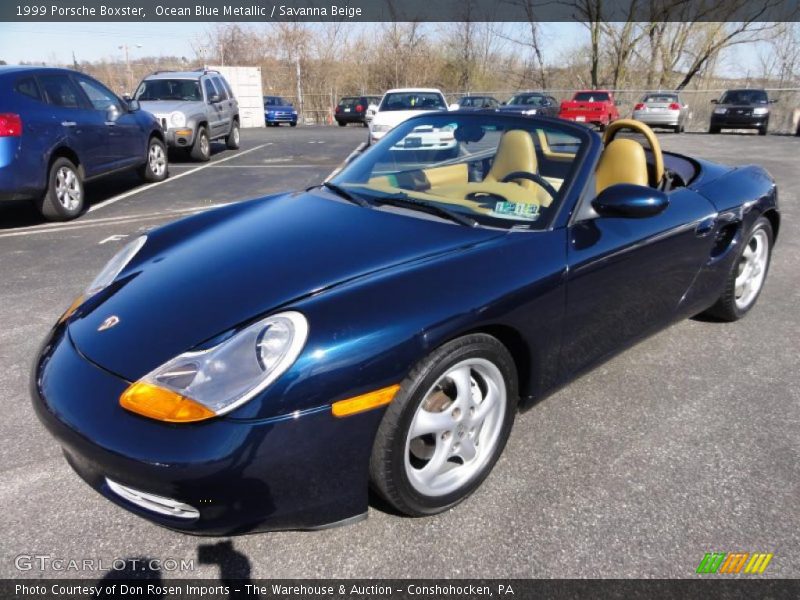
0, 127, 797, 580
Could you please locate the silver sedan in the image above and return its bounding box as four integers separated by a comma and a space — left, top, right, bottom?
632, 93, 690, 133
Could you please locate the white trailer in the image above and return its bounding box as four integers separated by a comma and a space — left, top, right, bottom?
207, 65, 265, 128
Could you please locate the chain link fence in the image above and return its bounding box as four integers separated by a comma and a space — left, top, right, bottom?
277, 88, 800, 133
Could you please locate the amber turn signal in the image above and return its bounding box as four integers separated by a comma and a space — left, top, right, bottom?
120, 381, 216, 423
331, 384, 400, 418
58, 294, 85, 323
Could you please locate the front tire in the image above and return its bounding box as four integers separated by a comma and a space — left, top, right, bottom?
138, 136, 168, 182
370, 334, 517, 516
36, 157, 84, 221
709, 125, 720, 134
703, 216, 773, 321
226, 120, 240, 149
190, 126, 211, 161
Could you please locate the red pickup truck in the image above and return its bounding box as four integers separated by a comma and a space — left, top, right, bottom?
558, 90, 620, 130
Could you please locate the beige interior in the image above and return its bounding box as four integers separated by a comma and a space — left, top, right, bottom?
483, 130, 538, 190
595, 138, 648, 194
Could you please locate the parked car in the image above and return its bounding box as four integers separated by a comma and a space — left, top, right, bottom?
559, 90, 620, 130
498, 92, 558, 117
369, 88, 449, 144
709, 89, 774, 135
335, 95, 380, 127
0, 66, 167, 221
632, 92, 690, 132
134, 69, 240, 161
263, 96, 298, 127
456, 95, 500, 110
34, 113, 778, 534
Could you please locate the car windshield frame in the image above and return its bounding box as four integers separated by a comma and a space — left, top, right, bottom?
134, 78, 202, 102
329, 113, 591, 231
379, 92, 447, 112
720, 90, 768, 105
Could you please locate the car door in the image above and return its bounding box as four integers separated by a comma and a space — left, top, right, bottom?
211, 76, 233, 133
74, 74, 142, 170
37, 73, 111, 177
203, 77, 224, 138
558, 185, 719, 379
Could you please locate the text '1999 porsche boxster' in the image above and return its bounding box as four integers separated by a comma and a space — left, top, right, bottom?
32, 113, 778, 535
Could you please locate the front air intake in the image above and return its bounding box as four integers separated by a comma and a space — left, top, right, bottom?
106, 478, 199, 520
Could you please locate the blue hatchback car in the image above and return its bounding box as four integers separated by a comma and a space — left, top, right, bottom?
263, 95, 298, 127
0, 66, 167, 221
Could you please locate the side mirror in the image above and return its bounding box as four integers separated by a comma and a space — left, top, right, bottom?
122, 93, 132, 102
500, 101, 507, 105
449, 103, 460, 111
105, 104, 121, 122
127, 99, 140, 112
769, 99, 778, 104
592, 184, 669, 219
209, 94, 220, 104
710, 99, 718, 104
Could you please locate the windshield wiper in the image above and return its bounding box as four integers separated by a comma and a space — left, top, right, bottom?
371, 193, 477, 227
320, 182, 371, 207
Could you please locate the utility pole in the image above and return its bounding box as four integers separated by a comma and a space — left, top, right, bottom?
118, 43, 143, 93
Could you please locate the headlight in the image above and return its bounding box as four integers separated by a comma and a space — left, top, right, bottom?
372, 124, 391, 132
753, 107, 769, 115
169, 111, 186, 127
523, 109, 538, 115
292, 110, 298, 115
713, 107, 727, 115
119, 311, 309, 422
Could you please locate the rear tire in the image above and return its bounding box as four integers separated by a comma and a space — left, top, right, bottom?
226, 120, 240, 149
337, 120, 346, 127
369, 334, 517, 516
703, 216, 773, 322
709, 125, 720, 134
190, 126, 211, 161
36, 157, 84, 221
138, 136, 168, 183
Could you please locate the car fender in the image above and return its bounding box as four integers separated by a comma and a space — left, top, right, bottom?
227, 229, 568, 422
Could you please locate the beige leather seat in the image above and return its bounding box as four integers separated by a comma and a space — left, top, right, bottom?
484, 130, 538, 191
595, 138, 649, 194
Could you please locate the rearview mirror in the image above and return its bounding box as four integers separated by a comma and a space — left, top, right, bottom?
592, 184, 669, 218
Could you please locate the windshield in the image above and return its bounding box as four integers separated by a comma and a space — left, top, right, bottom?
135, 79, 201, 102
330, 113, 587, 230
573, 92, 609, 102
264, 96, 289, 107
460, 97, 489, 107
379, 92, 446, 112
509, 94, 546, 106
720, 90, 768, 105
644, 94, 678, 103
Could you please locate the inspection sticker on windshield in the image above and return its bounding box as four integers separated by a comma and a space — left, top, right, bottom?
494, 201, 540, 219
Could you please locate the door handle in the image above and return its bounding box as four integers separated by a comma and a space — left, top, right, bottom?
695, 216, 717, 237
61, 121, 77, 127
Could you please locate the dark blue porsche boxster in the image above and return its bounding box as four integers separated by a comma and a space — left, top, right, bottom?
32, 113, 779, 535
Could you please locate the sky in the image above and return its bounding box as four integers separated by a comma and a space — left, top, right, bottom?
0, 21, 765, 78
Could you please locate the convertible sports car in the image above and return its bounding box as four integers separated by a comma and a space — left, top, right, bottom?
32, 114, 778, 535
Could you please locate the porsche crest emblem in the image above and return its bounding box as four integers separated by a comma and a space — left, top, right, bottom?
97, 316, 120, 332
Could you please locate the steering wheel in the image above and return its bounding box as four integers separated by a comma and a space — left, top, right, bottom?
602, 119, 664, 187
500, 171, 558, 201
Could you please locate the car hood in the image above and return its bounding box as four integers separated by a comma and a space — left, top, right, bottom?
265, 105, 294, 112
138, 99, 199, 115
68, 191, 502, 381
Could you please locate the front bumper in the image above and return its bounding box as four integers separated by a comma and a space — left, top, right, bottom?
163, 127, 196, 148
31, 324, 379, 535
266, 113, 298, 124
710, 113, 768, 129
